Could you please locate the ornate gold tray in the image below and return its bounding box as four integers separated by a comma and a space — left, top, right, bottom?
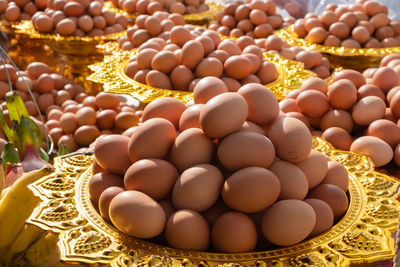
104, 1, 224, 25
275, 25, 400, 70
87, 47, 314, 104
26, 137, 400, 266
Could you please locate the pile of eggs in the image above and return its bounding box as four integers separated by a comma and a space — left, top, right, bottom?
0, 0, 46, 21
90, 81, 349, 252
110, 0, 209, 15
208, 0, 288, 38
279, 57, 400, 168
33, 0, 128, 36
0, 62, 140, 153
294, 0, 400, 48
118, 12, 185, 50
124, 25, 278, 91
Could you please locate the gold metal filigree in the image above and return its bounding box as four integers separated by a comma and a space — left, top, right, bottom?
104, 1, 224, 25
27, 137, 400, 266
87, 47, 315, 104
275, 25, 400, 69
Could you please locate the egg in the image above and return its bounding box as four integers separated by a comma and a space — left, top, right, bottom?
295, 150, 328, 189
358, 84, 385, 101
179, 104, 203, 131
320, 109, 353, 132
128, 118, 176, 162
76, 106, 96, 126
261, 200, 316, 246
218, 131, 275, 171
74, 125, 100, 146
124, 158, 178, 200
372, 66, 399, 93
211, 211, 257, 252
94, 135, 132, 175
240, 121, 266, 135
308, 27, 327, 43
88, 172, 123, 202
142, 97, 186, 129
95, 92, 120, 109
222, 167, 280, 213
321, 161, 349, 192
352, 96, 386, 126
350, 136, 393, 167
296, 90, 329, 118
333, 69, 366, 88
181, 40, 204, 70
257, 61, 279, 84
109, 190, 166, 238
172, 164, 223, 212
56, 18, 76, 35
329, 22, 350, 39
322, 127, 353, 151
165, 209, 209, 251
238, 83, 279, 125
151, 51, 178, 74
195, 58, 223, 78
115, 112, 139, 130
193, 77, 228, 104
170, 65, 193, 91
269, 160, 308, 200
224, 55, 253, 80
267, 117, 312, 163
170, 26, 193, 46
99, 186, 125, 221
300, 77, 328, 93
366, 119, 400, 147
304, 199, 334, 236
97, 109, 116, 130
307, 184, 348, 219
59, 112, 78, 134
136, 48, 158, 69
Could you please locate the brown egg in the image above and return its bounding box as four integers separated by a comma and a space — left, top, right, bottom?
341, 38, 361, 48
200, 92, 248, 139
307, 27, 327, 44
363, 1, 382, 16
165, 210, 209, 250
350, 136, 393, 167
35, 14, 53, 32
170, 26, 193, 46
128, 118, 176, 162
36, 73, 54, 93
358, 84, 385, 101
295, 51, 317, 69
300, 77, 328, 93
328, 79, 357, 109
124, 158, 178, 200
367, 119, 400, 147
193, 77, 228, 104
381, 54, 400, 67
146, 70, 172, 89
179, 40, 204, 71
303, 199, 334, 236
151, 51, 178, 74
222, 167, 280, 213
257, 61, 279, 84
267, 116, 312, 163
390, 91, 400, 118
352, 96, 386, 126
296, 90, 329, 118
307, 184, 348, 219
240, 121, 266, 135
26, 62, 51, 79
97, 109, 116, 130
59, 112, 78, 134
179, 104, 203, 131
142, 97, 186, 129
261, 200, 316, 246
74, 125, 100, 146
90, 163, 121, 192
115, 112, 139, 130
224, 55, 253, 80
56, 18, 76, 35
109, 190, 165, 238
320, 109, 353, 132
47, 109, 62, 121
329, 22, 350, 39
321, 161, 349, 192
238, 83, 279, 125
99, 186, 125, 221
269, 160, 308, 200
195, 58, 223, 78
322, 127, 353, 151
76, 106, 96, 126
320, 10, 338, 27
295, 150, 328, 189
212, 211, 257, 252
372, 66, 399, 93
58, 135, 78, 152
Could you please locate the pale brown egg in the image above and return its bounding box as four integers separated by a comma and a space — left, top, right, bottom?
146, 70, 172, 89
358, 84, 385, 101
328, 79, 357, 109
257, 61, 279, 84
180, 40, 204, 70
99, 186, 124, 221
76, 106, 96, 126
142, 97, 186, 129
300, 77, 328, 93
124, 158, 178, 200
151, 51, 178, 74
303, 199, 334, 236
307, 27, 327, 43
224, 55, 253, 80
320, 109, 353, 132
115, 112, 139, 130
193, 77, 228, 104
261, 200, 316, 246
26, 62, 51, 79
170, 26, 193, 46
367, 119, 400, 147
36, 73, 54, 93
307, 184, 348, 219
329, 22, 350, 39
295, 150, 328, 189
74, 125, 100, 146
269, 160, 308, 200
321, 161, 349, 192
56, 18, 76, 35
322, 127, 353, 151
352, 26, 370, 44
350, 136, 393, 167
195, 58, 224, 78
324, 34, 341, 46
96, 109, 116, 130
58, 134, 78, 152
372, 66, 399, 93
35, 14, 53, 32
320, 10, 338, 27
352, 96, 386, 126
89, 172, 123, 202
296, 90, 329, 118
179, 104, 203, 131
279, 98, 298, 113
212, 211, 257, 252
59, 112, 78, 134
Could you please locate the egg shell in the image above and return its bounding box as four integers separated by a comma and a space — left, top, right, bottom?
124, 158, 178, 200
200, 92, 248, 139
74, 125, 100, 146
222, 167, 280, 213
366, 119, 400, 147
181, 40, 205, 70
94, 135, 132, 175
328, 79, 357, 109
350, 136, 393, 167
217, 131, 275, 171
358, 84, 385, 101
170, 26, 193, 46
99, 186, 125, 221
170, 65, 194, 91
224, 55, 253, 80
151, 51, 178, 74
115, 112, 139, 130
88, 172, 124, 202
296, 90, 330, 118
59, 112, 78, 134
75, 106, 96, 126
329, 22, 350, 39
266, 116, 312, 163
142, 97, 186, 129
269, 160, 309, 200
220, 77, 241, 92
261, 199, 316, 246
94, 92, 119, 109
352, 96, 386, 126
295, 150, 328, 189
128, 118, 176, 162
321, 127, 353, 151
172, 164, 223, 212
372, 66, 399, 93
193, 77, 228, 104
146, 70, 172, 89
320, 109, 353, 132
307, 184, 348, 219
195, 58, 224, 78
179, 104, 203, 131
211, 211, 257, 252
333, 69, 366, 88
304, 199, 334, 236
96, 109, 116, 130
320, 161, 349, 192
300, 77, 329, 94
171, 128, 213, 171
56, 18, 77, 35
109, 190, 166, 238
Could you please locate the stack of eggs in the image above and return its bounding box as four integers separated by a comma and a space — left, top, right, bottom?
33, 0, 128, 36
0, 0, 46, 21
279, 58, 400, 168
110, 0, 209, 15
208, 0, 289, 38
294, 0, 400, 48
90, 81, 349, 252
125, 25, 278, 91
118, 12, 185, 50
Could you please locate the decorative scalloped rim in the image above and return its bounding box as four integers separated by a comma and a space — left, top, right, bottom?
87, 46, 315, 104
27, 137, 400, 266
275, 25, 400, 57
104, 1, 224, 24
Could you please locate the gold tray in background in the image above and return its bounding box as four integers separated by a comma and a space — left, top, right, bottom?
275, 25, 400, 70
104, 1, 224, 25
26, 137, 400, 266
87, 46, 315, 104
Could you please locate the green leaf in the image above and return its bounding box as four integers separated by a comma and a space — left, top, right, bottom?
5, 91, 30, 123
2, 143, 19, 170
57, 143, 69, 156
39, 148, 49, 162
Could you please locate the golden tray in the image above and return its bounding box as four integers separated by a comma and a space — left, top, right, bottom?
87, 46, 315, 104
275, 25, 400, 70
104, 1, 224, 25
26, 137, 400, 266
